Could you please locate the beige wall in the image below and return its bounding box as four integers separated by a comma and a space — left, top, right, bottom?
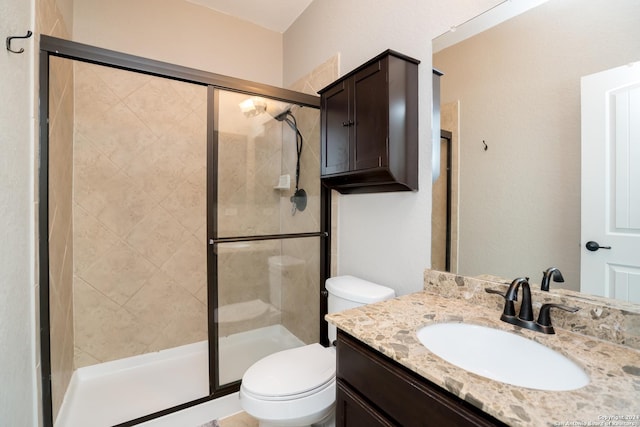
48, 55, 75, 421
440, 102, 460, 272
216, 84, 323, 344
71, 61, 324, 365
433, 0, 640, 288
39, 0, 76, 421
72, 0, 284, 87
72, 63, 209, 366
285, 57, 338, 337
283, 0, 502, 296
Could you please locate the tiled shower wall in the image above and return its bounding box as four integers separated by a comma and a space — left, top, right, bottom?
40, 0, 75, 419
278, 106, 322, 344
280, 55, 338, 343
215, 98, 322, 345
72, 63, 209, 367
215, 118, 283, 332
288, 55, 340, 279
71, 62, 328, 364
68, 56, 334, 369
48, 56, 75, 419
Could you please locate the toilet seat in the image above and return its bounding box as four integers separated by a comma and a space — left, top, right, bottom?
241, 344, 335, 401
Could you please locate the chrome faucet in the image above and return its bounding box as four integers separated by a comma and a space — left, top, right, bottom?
486, 277, 578, 334
541, 267, 564, 291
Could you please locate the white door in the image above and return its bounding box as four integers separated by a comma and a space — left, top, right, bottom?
581, 61, 640, 303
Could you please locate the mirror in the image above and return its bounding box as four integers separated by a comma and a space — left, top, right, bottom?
432, 0, 640, 298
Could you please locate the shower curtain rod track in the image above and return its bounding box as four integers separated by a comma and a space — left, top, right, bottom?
210, 231, 327, 245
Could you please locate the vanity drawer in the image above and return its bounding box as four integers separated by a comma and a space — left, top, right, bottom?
336, 330, 506, 427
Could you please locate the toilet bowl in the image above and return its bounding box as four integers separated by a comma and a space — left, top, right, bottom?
239, 275, 395, 427
240, 344, 336, 427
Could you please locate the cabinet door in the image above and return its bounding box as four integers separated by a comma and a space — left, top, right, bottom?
352, 59, 388, 172
322, 80, 351, 175
336, 382, 396, 427
338, 331, 507, 427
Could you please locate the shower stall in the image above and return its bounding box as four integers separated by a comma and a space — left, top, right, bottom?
40, 36, 327, 427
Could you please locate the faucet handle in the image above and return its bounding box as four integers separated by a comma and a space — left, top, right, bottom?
535, 303, 579, 334
485, 288, 506, 297
485, 288, 515, 317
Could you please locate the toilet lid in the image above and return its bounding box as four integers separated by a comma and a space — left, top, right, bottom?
242, 344, 335, 399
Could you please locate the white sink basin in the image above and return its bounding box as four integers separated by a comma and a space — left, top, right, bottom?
416, 323, 589, 391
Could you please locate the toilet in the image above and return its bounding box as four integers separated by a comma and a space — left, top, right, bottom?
239, 275, 395, 427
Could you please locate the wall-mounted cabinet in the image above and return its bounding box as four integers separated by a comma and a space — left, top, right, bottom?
319, 50, 419, 194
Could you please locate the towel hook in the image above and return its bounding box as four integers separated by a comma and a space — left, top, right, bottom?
482, 140, 488, 151
6, 31, 32, 54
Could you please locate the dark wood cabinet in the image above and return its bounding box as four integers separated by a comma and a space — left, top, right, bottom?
319, 50, 419, 194
336, 330, 508, 427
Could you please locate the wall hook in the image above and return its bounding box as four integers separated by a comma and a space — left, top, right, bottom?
482, 140, 488, 151
6, 31, 32, 54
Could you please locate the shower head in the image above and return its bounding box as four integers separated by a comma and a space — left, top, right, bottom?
239, 97, 267, 117
271, 107, 306, 216
273, 110, 291, 122
267, 102, 294, 120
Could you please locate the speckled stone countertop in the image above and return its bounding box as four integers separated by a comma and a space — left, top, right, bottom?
326, 271, 640, 427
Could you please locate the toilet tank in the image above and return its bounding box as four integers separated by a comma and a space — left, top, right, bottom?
326, 275, 395, 343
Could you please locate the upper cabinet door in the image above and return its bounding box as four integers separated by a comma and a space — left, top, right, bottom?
321, 80, 351, 176
352, 60, 388, 172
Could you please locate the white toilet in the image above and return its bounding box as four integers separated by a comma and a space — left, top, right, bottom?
239, 275, 395, 427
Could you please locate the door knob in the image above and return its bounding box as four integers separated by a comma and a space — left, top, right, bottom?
586, 241, 611, 251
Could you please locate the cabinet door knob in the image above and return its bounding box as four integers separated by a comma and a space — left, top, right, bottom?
342, 120, 354, 127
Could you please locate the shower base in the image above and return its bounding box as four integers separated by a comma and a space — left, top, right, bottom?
56, 324, 304, 427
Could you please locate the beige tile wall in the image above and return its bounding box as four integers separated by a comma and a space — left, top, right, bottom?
39, 0, 76, 419
288, 55, 339, 279
72, 63, 209, 366
216, 57, 334, 346
70, 53, 334, 377
278, 105, 322, 344
48, 55, 75, 421
215, 94, 322, 345
282, 55, 338, 342
215, 93, 286, 338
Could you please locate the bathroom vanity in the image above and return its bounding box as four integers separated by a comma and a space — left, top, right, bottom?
336, 330, 506, 426
327, 270, 640, 427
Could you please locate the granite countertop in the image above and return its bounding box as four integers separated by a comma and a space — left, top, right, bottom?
326, 290, 640, 427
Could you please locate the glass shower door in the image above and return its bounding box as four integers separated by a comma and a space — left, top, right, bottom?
212, 90, 322, 389
48, 59, 211, 425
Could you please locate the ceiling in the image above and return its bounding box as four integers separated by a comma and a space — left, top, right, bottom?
184, 0, 314, 33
